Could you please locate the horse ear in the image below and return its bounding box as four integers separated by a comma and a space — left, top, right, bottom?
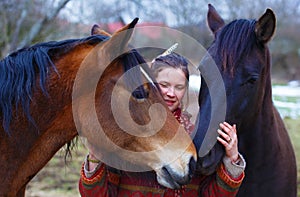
101, 18, 139, 55
255, 9, 276, 43
91, 24, 112, 37
207, 4, 225, 34
113, 17, 139, 34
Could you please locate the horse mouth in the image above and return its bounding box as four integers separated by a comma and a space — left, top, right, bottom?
156, 157, 196, 189
157, 168, 181, 189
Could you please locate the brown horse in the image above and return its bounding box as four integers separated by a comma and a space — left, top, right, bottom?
194, 4, 297, 196
0, 18, 196, 196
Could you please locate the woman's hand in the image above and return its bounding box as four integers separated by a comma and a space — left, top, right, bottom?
217, 122, 239, 163
86, 142, 102, 171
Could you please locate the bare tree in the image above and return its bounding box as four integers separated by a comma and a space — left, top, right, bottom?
0, 0, 71, 58
1, 0, 299, 80
70, 0, 168, 26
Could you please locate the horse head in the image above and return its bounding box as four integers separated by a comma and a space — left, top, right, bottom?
73, 19, 197, 189
194, 4, 276, 175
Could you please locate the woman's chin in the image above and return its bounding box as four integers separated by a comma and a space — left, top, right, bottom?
168, 106, 177, 112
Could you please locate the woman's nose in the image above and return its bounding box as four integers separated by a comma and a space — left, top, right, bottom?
166, 87, 176, 97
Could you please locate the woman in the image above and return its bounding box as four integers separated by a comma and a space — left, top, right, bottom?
79, 51, 245, 197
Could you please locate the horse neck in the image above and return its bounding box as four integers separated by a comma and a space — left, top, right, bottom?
1, 43, 98, 194
31, 42, 99, 147
239, 66, 284, 164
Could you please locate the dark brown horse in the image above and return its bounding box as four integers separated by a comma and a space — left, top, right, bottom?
194, 4, 297, 196
0, 19, 196, 196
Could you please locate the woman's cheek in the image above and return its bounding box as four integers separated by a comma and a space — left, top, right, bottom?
159, 87, 169, 96
176, 90, 186, 101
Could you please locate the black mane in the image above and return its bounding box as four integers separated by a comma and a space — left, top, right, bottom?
0, 35, 107, 133
122, 48, 154, 99
213, 19, 257, 73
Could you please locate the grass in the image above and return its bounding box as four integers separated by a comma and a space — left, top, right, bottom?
284, 117, 300, 196
25, 142, 87, 197
273, 95, 300, 103
25, 118, 300, 196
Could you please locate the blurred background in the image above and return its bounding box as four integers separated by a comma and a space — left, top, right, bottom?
1, 0, 299, 196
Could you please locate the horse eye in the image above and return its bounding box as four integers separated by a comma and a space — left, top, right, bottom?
132, 83, 149, 101
241, 75, 258, 86
247, 76, 258, 84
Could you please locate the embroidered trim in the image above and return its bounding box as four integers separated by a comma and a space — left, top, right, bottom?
81, 162, 105, 185
88, 157, 101, 163
107, 170, 120, 185
119, 184, 165, 194
217, 163, 245, 189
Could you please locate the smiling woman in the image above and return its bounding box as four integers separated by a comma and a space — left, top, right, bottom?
151, 52, 189, 113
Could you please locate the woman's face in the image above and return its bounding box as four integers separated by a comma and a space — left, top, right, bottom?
156, 67, 187, 112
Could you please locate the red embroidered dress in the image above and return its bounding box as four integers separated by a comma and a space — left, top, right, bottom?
79, 109, 245, 197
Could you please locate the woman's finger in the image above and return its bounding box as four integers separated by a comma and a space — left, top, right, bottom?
233, 124, 237, 133
219, 122, 232, 135
217, 136, 227, 145
222, 122, 232, 129
217, 129, 231, 143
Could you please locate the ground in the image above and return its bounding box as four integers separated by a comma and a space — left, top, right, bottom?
25, 142, 86, 197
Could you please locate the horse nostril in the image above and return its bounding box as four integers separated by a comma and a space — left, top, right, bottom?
189, 157, 197, 178
161, 166, 168, 175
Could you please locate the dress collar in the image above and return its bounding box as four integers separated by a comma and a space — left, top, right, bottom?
172, 108, 182, 122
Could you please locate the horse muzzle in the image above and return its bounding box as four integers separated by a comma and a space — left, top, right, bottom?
156, 155, 197, 189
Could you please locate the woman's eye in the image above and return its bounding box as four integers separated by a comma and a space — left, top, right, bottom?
159, 83, 168, 88
175, 85, 186, 91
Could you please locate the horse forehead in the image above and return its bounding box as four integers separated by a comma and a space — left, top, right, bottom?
211, 28, 265, 73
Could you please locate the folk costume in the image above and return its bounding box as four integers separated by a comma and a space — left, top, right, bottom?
79, 108, 245, 197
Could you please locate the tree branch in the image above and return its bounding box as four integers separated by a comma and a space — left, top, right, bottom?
10, 9, 28, 51
19, 0, 71, 48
